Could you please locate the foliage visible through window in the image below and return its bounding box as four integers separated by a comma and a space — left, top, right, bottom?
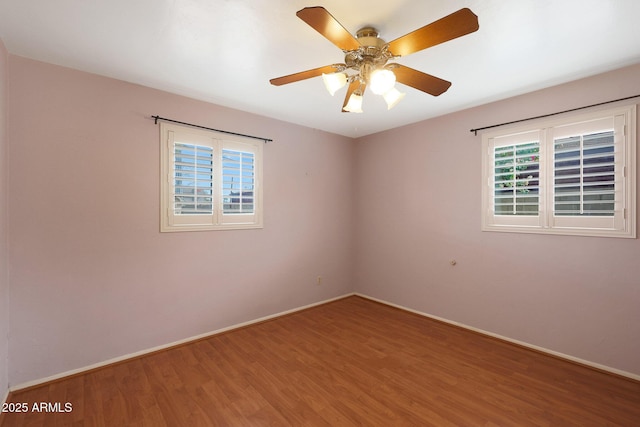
481, 105, 636, 238
494, 142, 540, 216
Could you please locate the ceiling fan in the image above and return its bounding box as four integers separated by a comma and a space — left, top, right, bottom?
270, 6, 479, 112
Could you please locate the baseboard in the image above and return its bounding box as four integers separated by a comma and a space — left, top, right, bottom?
11, 291, 638, 391
10, 293, 356, 392
355, 293, 640, 382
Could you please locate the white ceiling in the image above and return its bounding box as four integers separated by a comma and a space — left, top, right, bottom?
1, 0, 639, 138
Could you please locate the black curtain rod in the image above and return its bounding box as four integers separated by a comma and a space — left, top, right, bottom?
469, 94, 640, 135
152, 115, 272, 143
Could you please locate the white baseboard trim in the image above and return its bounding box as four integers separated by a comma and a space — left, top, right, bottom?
1, 388, 8, 407
10, 293, 356, 392
355, 293, 640, 382
10, 291, 638, 391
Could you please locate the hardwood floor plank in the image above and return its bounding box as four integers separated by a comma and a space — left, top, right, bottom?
2, 296, 639, 426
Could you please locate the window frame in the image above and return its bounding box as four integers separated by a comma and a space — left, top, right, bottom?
481, 104, 636, 238
160, 122, 263, 232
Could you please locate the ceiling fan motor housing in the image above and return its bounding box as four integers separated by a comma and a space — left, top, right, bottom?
356, 27, 385, 47
345, 27, 393, 81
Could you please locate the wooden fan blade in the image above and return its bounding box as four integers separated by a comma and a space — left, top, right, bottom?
270, 64, 345, 86
342, 80, 365, 112
297, 7, 360, 51
387, 8, 479, 57
392, 64, 451, 96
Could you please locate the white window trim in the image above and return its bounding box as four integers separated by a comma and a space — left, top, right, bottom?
160, 122, 263, 232
481, 104, 636, 238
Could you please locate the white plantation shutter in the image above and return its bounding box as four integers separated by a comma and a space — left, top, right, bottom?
164, 129, 217, 228
482, 105, 635, 238
553, 131, 615, 216
485, 129, 544, 228
218, 139, 261, 227
174, 142, 214, 215
494, 141, 540, 216
550, 115, 626, 232
222, 149, 255, 214
161, 123, 263, 232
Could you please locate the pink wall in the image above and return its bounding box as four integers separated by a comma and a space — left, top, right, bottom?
5, 52, 640, 385
0, 38, 8, 397
354, 63, 640, 375
7, 56, 355, 385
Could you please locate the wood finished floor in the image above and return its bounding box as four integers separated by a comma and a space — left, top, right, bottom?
2, 296, 639, 426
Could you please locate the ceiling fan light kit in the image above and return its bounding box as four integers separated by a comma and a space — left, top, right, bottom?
322, 72, 347, 95
270, 6, 479, 113
383, 87, 406, 110
369, 68, 396, 95
343, 93, 364, 113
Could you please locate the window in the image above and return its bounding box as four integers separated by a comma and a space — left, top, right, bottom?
160, 122, 263, 232
482, 105, 636, 238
